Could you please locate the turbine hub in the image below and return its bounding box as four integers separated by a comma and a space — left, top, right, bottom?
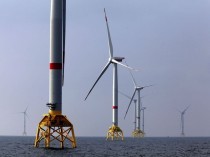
137, 87, 143, 90
113, 57, 125, 62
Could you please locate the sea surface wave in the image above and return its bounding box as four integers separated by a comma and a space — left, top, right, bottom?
0, 136, 210, 157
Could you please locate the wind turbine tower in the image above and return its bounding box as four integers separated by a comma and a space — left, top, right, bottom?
133, 99, 137, 131
141, 107, 146, 134
124, 69, 152, 138
34, 0, 76, 148
179, 105, 190, 137
85, 9, 137, 140
21, 107, 28, 136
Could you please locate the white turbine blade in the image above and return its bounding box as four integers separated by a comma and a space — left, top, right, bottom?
25, 106, 28, 113
142, 84, 154, 89
124, 89, 137, 119
183, 105, 191, 113
177, 109, 182, 113
124, 61, 138, 87
62, 0, 66, 86
140, 99, 143, 107
180, 115, 182, 129
111, 59, 138, 71
85, 61, 111, 100
25, 113, 29, 119
118, 90, 132, 100
185, 105, 191, 111
104, 8, 113, 58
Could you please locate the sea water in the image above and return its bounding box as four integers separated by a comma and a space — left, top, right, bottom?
0, 136, 210, 157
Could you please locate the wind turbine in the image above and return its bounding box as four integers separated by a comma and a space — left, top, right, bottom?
119, 91, 141, 136
179, 105, 190, 137
124, 68, 152, 137
85, 9, 137, 140
21, 107, 28, 136
34, 0, 76, 148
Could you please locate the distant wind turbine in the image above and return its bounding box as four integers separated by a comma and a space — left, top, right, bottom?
179, 105, 190, 137
20, 107, 28, 136
140, 107, 146, 133
124, 65, 152, 137
85, 8, 137, 140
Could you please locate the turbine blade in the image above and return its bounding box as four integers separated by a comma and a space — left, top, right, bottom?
25, 113, 29, 119
125, 61, 138, 87
183, 105, 191, 113
140, 99, 142, 108
177, 109, 182, 113
118, 90, 132, 100
180, 115, 182, 129
25, 106, 28, 113
104, 8, 113, 58
142, 84, 154, 89
185, 105, 191, 111
85, 61, 111, 100
124, 90, 137, 119
111, 59, 138, 71
62, 0, 66, 86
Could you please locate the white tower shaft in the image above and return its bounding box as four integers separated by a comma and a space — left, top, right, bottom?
112, 63, 118, 126
142, 109, 145, 132
23, 113, 26, 135
181, 114, 184, 135
136, 90, 141, 130
134, 101, 137, 130
49, 0, 63, 114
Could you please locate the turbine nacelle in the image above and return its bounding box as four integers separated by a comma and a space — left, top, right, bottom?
136, 86, 144, 90
141, 107, 146, 111
109, 57, 125, 64
136, 84, 154, 90
112, 57, 125, 62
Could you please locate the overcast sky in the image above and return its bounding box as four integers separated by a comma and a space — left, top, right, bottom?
0, 0, 210, 137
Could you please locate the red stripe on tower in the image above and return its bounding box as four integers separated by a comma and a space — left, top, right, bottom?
112, 106, 118, 109
50, 63, 62, 69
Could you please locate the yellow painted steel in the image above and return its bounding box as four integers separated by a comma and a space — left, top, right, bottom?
106, 125, 124, 140
132, 129, 145, 138
49, 110, 62, 115
34, 113, 76, 148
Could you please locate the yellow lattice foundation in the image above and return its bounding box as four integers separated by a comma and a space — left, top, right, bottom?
106, 125, 124, 140
34, 114, 76, 148
132, 129, 145, 138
